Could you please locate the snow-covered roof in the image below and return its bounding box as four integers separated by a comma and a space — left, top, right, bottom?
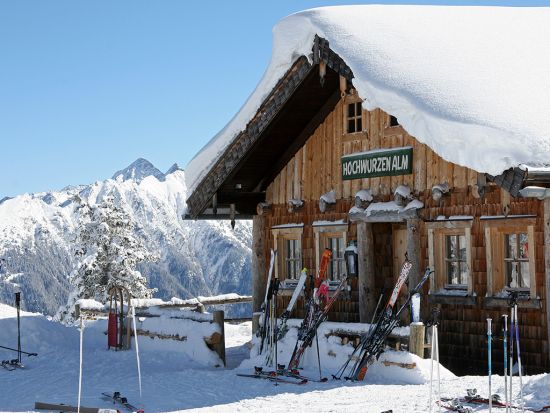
186, 5, 550, 194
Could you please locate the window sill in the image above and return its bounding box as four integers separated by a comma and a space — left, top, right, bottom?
428, 291, 476, 306
483, 296, 541, 309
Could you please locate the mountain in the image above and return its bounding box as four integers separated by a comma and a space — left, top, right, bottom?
0, 159, 252, 316
112, 158, 166, 182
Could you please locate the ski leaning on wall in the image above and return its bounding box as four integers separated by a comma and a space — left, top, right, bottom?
258, 249, 276, 355
335, 261, 432, 381
277, 268, 308, 341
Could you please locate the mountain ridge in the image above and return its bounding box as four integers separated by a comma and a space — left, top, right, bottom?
0, 159, 252, 316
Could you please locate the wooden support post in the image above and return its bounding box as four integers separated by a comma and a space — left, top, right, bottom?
544, 199, 550, 369
409, 322, 426, 359
212, 310, 226, 367
406, 218, 421, 290
358, 221, 376, 322
252, 215, 266, 333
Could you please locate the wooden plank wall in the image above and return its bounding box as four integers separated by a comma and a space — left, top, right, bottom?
261, 96, 548, 374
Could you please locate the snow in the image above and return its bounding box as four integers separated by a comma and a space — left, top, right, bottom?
355, 189, 373, 202
186, 5, 550, 194
271, 223, 304, 229
1, 303, 549, 412
320, 190, 336, 204
312, 219, 346, 227
395, 185, 411, 199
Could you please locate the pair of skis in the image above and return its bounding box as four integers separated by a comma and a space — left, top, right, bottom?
334, 261, 432, 381
440, 390, 550, 412
102, 392, 144, 413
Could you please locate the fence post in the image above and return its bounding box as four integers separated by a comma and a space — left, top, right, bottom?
409, 322, 426, 358
212, 310, 226, 367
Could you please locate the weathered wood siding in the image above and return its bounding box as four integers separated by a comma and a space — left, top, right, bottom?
260, 96, 548, 374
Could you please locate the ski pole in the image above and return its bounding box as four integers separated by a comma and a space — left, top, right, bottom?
503, 314, 509, 413
509, 305, 514, 407
487, 318, 492, 413
15, 292, 21, 364
514, 305, 524, 412
77, 305, 84, 413
0, 345, 37, 356
429, 324, 435, 413
435, 324, 441, 413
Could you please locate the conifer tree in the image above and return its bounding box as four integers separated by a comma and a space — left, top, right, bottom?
57, 196, 156, 323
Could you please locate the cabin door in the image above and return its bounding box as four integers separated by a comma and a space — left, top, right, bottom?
392, 225, 408, 277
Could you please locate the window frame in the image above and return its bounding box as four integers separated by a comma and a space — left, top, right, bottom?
313, 223, 348, 282
426, 219, 473, 295
271, 224, 304, 284
342, 94, 365, 138
483, 217, 536, 298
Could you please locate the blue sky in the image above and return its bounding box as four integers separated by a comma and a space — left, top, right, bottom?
1, 0, 549, 197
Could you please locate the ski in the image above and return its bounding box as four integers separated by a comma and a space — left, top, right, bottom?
333, 259, 413, 380
35, 401, 119, 413
343, 265, 432, 381
237, 372, 307, 385
288, 273, 347, 371
441, 393, 550, 413
101, 392, 143, 413
258, 249, 276, 355
274, 365, 328, 383
277, 268, 308, 340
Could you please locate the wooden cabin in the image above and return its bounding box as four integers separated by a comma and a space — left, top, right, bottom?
186, 35, 550, 375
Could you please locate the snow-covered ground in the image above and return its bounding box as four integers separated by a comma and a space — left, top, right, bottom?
1, 303, 548, 413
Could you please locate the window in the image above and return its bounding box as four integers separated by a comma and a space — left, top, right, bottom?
313, 222, 348, 281
271, 224, 304, 283
285, 238, 301, 280
445, 234, 467, 287
504, 233, 530, 289
483, 216, 536, 297
346, 102, 363, 134
426, 219, 473, 294
389, 115, 399, 127
327, 236, 345, 281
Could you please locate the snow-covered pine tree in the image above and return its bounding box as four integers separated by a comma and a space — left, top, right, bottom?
57, 195, 157, 323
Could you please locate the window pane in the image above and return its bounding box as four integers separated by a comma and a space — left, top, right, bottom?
348, 103, 355, 117
519, 233, 529, 259
506, 234, 517, 259
446, 235, 456, 259
458, 235, 466, 260
507, 261, 518, 288
520, 261, 530, 288
459, 262, 468, 285
356, 117, 362, 132
448, 261, 459, 284
348, 119, 356, 133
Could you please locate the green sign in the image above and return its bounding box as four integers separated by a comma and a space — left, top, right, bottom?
342, 146, 413, 180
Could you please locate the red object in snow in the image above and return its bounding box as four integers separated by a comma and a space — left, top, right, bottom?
108, 312, 118, 348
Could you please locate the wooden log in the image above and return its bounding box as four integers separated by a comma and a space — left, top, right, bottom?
358, 221, 376, 322
212, 310, 226, 367
252, 215, 267, 323
382, 360, 417, 369
409, 322, 426, 359
35, 402, 116, 413
406, 218, 422, 295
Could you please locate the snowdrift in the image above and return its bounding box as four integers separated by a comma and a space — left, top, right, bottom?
240, 321, 455, 385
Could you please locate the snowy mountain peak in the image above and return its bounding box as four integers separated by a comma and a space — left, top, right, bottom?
165, 163, 183, 176
112, 158, 165, 183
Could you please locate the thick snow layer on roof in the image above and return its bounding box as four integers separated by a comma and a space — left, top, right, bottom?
186, 5, 550, 193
